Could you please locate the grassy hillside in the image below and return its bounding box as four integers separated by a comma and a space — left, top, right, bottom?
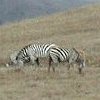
0, 4, 100, 100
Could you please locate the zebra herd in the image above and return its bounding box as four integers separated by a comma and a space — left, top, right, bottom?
6, 43, 85, 74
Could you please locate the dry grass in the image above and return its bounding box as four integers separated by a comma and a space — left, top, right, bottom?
0, 4, 100, 100
0, 66, 100, 100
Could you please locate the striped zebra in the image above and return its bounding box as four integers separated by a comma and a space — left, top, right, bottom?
6, 43, 58, 68
49, 47, 85, 74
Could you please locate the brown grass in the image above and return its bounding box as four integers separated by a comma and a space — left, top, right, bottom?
0, 4, 100, 100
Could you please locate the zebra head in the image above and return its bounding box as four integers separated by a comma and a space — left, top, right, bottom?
73, 48, 85, 73
6, 51, 18, 67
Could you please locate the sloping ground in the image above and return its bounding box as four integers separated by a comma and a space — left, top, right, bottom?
0, 4, 100, 100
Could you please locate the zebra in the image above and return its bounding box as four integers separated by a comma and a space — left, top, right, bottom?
48, 47, 85, 74
6, 43, 58, 69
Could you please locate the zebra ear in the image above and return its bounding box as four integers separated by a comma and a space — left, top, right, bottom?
72, 48, 79, 54
72, 47, 76, 51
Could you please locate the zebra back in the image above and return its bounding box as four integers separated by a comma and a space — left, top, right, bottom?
15, 43, 58, 65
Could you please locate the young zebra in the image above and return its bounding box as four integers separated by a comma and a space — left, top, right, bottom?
6, 43, 58, 69
49, 47, 85, 74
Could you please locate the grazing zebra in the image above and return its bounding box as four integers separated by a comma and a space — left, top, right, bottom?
6, 43, 58, 68
49, 47, 85, 74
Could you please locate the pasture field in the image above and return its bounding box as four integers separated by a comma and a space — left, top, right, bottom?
0, 4, 100, 100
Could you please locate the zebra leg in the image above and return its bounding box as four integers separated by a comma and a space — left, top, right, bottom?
49, 56, 59, 72
67, 57, 74, 70
48, 56, 56, 72
48, 56, 52, 72
35, 58, 40, 66
79, 59, 85, 74
78, 64, 83, 74
30, 56, 40, 70
67, 58, 72, 70
29, 55, 36, 65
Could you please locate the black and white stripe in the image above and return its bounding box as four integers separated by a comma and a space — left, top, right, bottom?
7, 43, 57, 67
49, 47, 85, 73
